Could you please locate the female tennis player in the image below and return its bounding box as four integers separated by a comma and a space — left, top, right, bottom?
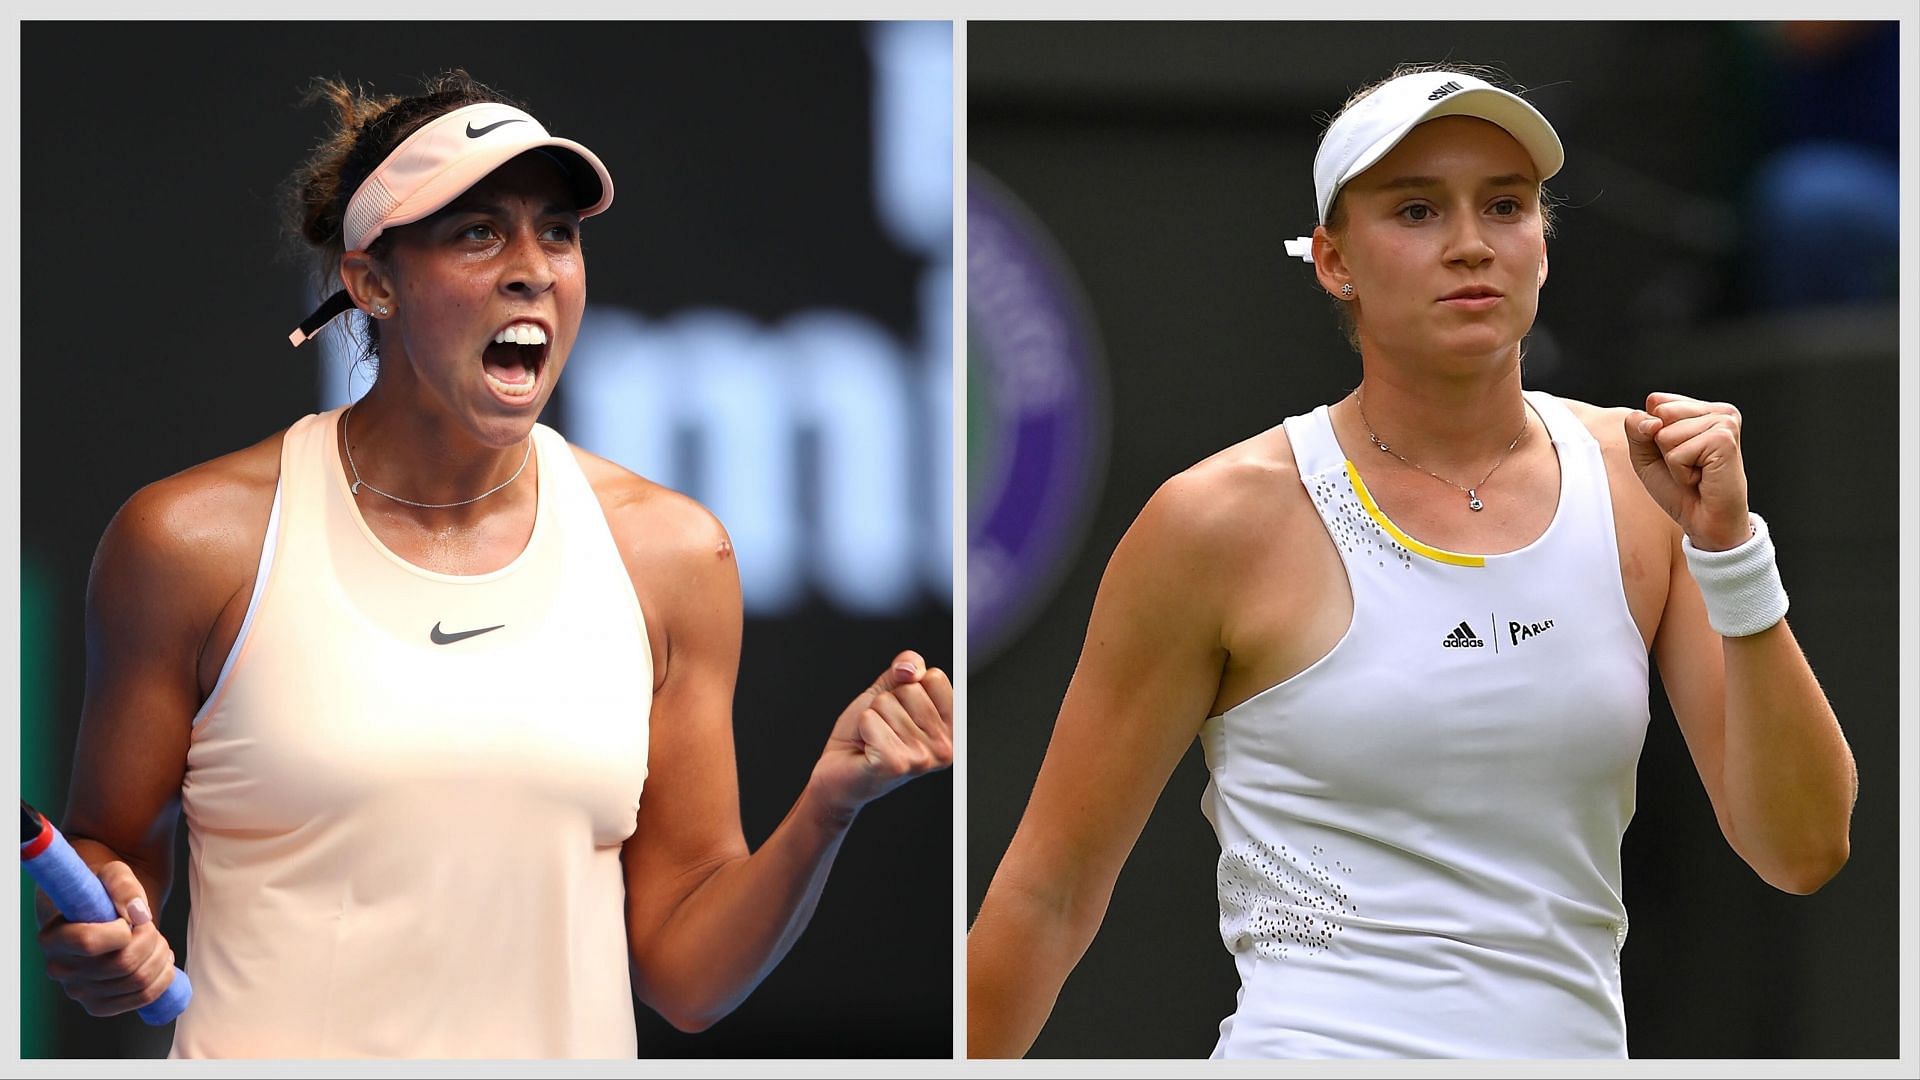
967, 63, 1853, 1059
30, 71, 952, 1058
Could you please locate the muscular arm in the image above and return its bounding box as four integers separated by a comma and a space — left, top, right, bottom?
588, 458, 949, 1032
968, 472, 1232, 1058
1626, 396, 1854, 894
1651, 532, 1855, 893
39, 450, 271, 1015
61, 457, 268, 906
62, 492, 197, 907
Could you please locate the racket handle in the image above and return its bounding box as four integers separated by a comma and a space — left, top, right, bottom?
22, 822, 192, 1025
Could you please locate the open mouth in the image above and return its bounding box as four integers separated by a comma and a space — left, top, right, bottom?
482, 322, 549, 401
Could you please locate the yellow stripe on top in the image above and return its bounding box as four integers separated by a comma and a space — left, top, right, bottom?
1343, 460, 1487, 568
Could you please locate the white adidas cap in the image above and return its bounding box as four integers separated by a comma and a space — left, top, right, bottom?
1311, 70, 1563, 227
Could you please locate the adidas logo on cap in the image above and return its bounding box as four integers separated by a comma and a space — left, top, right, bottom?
1440, 620, 1485, 648
1428, 80, 1464, 101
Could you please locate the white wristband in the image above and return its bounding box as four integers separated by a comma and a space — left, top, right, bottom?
1682, 512, 1789, 638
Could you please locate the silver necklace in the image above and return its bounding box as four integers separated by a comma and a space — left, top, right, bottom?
341, 404, 533, 510
1355, 389, 1528, 512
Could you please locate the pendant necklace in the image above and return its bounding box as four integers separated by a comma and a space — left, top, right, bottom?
1355, 390, 1528, 512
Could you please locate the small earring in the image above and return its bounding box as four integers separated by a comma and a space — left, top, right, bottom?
373, 304, 390, 317
1340, 283, 1354, 298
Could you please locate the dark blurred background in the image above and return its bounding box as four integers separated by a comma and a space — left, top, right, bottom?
19, 21, 952, 1059
967, 21, 1901, 1058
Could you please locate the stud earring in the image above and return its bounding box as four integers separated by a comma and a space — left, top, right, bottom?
1340, 283, 1354, 298
374, 304, 390, 317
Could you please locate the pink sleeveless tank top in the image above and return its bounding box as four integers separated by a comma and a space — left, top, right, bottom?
173, 408, 651, 1057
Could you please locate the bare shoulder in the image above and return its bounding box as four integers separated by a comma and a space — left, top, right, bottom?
569, 446, 735, 580
87, 432, 284, 680
1557, 396, 1636, 459
1550, 394, 1679, 607
1133, 423, 1306, 561
1091, 421, 1316, 642
95, 435, 282, 601
1555, 396, 1666, 515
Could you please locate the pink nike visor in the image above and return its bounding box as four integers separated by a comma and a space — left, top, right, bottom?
291, 101, 614, 346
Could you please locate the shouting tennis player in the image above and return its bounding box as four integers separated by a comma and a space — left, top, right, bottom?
31, 70, 952, 1058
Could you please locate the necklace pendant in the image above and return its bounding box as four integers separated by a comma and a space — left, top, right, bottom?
1467, 490, 1484, 512
351, 480, 363, 495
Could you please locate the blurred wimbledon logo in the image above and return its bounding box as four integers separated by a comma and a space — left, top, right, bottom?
967, 165, 1109, 665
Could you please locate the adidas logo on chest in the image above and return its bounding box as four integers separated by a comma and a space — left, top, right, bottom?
1437, 614, 1561, 652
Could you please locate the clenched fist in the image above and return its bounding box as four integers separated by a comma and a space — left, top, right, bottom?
1625, 392, 1752, 552
810, 650, 955, 821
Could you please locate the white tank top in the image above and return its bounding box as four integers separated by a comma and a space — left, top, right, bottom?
173, 408, 652, 1058
1199, 392, 1650, 1059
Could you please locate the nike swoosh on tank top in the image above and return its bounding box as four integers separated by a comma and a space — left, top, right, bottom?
173, 408, 652, 1058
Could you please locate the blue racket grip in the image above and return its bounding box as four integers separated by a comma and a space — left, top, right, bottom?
23, 826, 192, 1025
